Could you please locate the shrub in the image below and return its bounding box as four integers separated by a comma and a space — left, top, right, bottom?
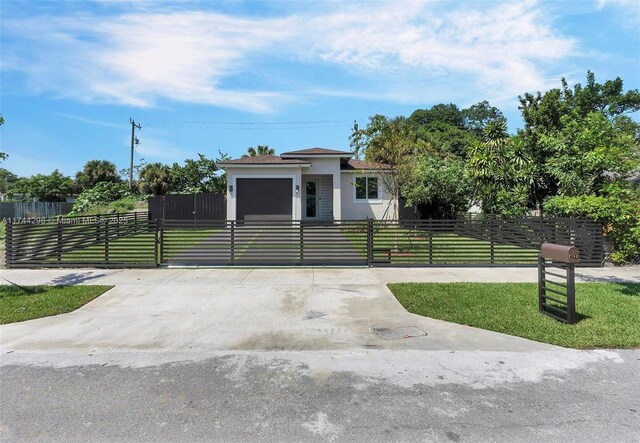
71, 182, 133, 214
544, 188, 640, 263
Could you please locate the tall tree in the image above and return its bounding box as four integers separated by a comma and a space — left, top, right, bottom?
241, 145, 274, 158
518, 71, 640, 205
11, 170, 74, 202
75, 160, 121, 191
171, 152, 228, 194
0, 168, 18, 194
462, 100, 506, 134
137, 163, 174, 195
408, 104, 464, 128
467, 120, 532, 216
402, 155, 472, 219
363, 117, 426, 219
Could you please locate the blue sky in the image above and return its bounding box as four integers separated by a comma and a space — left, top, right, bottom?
1, 0, 639, 177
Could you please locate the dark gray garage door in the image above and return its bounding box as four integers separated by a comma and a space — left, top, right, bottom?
236, 178, 292, 221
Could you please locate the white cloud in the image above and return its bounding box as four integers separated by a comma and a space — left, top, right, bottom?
57, 113, 125, 129
597, 0, 640, 29
2, 1, 577, 112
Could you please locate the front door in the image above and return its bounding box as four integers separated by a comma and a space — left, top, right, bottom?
305, 180, 319, 220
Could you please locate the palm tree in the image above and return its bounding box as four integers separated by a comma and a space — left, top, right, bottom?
241, 145, 275, 158
75, 159, 121, 190
138, 162, 174, 195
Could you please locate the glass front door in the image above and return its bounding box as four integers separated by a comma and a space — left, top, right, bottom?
305, 181, 318, 219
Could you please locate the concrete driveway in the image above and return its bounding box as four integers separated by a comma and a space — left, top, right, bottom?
1, 267, 638, 442
0, 268, 560, 355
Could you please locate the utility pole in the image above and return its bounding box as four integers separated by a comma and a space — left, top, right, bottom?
129, 118, 141, 190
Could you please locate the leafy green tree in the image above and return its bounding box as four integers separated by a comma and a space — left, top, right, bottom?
171, 152, 228, 194
11, 170, 74, 202
414, 120, 479, 159
137, 162, 175, 195
542, 112, 639, 197
544, 182, 640, 264
75, 159, 121, 191
363, 117, 428, 219
0, 168, 18, 193
241, 145, 274, 158
518, 71, 640, 205
467, 121, 532, 216
349, 114, 389, 161
402, 155, 472, 218
408, 104, 464, 128
462, 100, 506, 134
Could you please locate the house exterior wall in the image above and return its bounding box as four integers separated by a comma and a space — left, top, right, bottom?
224, 159, 396, 221
340, 171, 395, 220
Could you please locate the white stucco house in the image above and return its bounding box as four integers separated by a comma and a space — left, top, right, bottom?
216, 148, 396, 221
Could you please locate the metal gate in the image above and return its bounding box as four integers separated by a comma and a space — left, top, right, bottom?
148, 193, 225, 224
5, 215, 604, 268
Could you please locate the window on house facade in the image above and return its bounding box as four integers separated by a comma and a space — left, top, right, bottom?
355, 176, 379, 200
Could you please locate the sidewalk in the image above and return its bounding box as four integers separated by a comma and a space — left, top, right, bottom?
0, 266, 638, 286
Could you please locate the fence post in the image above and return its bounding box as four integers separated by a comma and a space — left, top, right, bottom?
428, 219, 433, 266
155, 218, 161, 267
566, 262, 576, 324
538, 255, 545, 313
57, 221, 62, 265
299, 222, 304, 262
5, 220, 12, 267
230, 220, 236, 264
104, 220, 109, 264
96, 214, 101, 243
366, 219, 373, 266
489, 216, 495, 266
157, 218, 164, 263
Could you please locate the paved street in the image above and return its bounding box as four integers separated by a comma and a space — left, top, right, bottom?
1, 267, 639, 442
2, 349, 639, 442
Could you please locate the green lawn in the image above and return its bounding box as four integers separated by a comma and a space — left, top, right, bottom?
343, 226, 538, 264
0, 285, 113, 324
388, 282, 640, 349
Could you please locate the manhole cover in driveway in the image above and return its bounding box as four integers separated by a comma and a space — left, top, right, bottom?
373, 326, 427, 340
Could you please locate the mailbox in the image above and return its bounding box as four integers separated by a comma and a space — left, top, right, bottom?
540, 243, 580, 263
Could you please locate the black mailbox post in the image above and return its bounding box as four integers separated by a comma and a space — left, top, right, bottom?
538, 243, 580, 324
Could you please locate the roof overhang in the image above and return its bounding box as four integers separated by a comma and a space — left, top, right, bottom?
281, 153, 352, 159
216, 163, 311, 169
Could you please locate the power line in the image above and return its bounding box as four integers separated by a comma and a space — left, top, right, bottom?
145, 118, 351, 126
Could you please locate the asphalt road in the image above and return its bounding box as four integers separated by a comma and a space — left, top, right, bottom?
2, 349, 639, 442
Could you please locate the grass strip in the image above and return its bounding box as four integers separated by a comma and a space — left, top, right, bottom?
0, 285, 113, 324
388, 282, 640, 349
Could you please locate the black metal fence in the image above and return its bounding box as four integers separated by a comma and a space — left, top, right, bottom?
5, 215, 604, 268
160, 219, 367, 266
148, 193, 225, 222
5, 213, 157, 268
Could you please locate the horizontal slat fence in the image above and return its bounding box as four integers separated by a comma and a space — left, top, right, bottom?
5, 215, 604, 268
5, 213, 157, 268
161, 219, 368, 266
148, 193, 226, 222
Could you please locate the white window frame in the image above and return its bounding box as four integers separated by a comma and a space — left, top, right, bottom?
353, 175, 381, 204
